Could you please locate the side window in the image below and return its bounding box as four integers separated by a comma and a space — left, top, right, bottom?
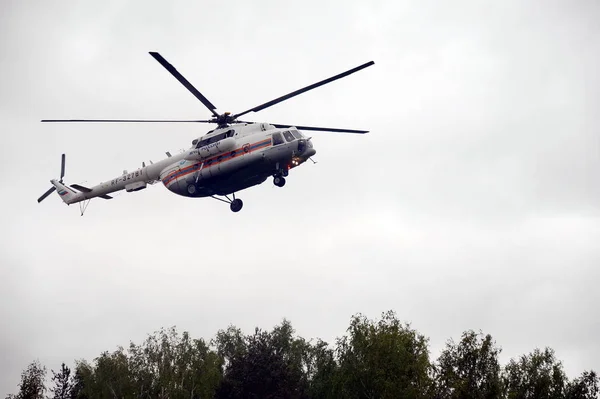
272, 133, 284, 145
199, 133, 227, 147
291, 129, 303, 139
282, 131, 295, 142
211, 133, 225, 144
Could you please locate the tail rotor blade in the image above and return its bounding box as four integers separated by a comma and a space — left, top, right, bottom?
37, 186, 56, 203
60, 154, 65, 181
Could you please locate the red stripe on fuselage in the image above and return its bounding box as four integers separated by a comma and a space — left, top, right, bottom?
162, 138, 271, 186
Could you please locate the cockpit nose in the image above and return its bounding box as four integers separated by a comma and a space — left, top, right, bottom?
290, 138, 316, 168
297, 138, 316, 158
297, 139, 307, 154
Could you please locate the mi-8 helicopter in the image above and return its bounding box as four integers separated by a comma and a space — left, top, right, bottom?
38, 52, 374, 213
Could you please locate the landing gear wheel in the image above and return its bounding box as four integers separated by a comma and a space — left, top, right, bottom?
187, 184, 196, 195
274, 176, 286, 187
230, 198, 243, 212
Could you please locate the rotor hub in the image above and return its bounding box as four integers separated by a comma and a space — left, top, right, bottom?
213, 112, 236, 127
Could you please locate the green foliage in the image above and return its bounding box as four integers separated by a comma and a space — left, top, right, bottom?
70, 362, 89, 399
9, 360, 46, 399
72, 327, 222, 399
305, 339, 338, 399
127, 326, 222, 398
334, 310, 433, 399
503, 348, 568, 399
435, 330, 503, 399
49, 363, 72, 399
4, 312, 599, 399
565, 371, 599, 399
215, 319, 310, 399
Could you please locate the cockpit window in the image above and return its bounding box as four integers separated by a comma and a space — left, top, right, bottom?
291, 129, 303, 139
282, 131, 295, 142
272, 132, 284, 145
196, 131, 231, 148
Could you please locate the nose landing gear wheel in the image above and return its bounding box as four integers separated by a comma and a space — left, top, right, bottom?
230, 198, 243, 212
274, 176, 286, 187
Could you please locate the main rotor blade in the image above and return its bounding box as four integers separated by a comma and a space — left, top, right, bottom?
271, 123, 369, 134
41, 119, 213, 123
149, 52, 219, 117
60, 154, 65, 181
37, 187, 56, 203
233, 61, 374, 120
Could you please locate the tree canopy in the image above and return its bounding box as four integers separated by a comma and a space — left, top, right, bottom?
5, 311, 597, 399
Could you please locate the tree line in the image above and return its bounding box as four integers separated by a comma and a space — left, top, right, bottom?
6, 311, 598, 398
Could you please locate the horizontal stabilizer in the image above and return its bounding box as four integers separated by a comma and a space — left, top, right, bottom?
71, 184, 92, 192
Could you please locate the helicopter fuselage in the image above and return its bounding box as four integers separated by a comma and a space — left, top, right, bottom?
160, 123, 315, 197
53, 123, 315, 207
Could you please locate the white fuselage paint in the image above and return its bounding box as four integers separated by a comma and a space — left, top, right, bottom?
56, 123, 315, 205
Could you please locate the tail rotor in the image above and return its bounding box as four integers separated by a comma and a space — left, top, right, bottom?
37, 154, 66, 203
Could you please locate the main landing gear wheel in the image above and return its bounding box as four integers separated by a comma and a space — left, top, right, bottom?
210, 193, 243, 212
274, 176, 286, 187
230, 198, 243, 212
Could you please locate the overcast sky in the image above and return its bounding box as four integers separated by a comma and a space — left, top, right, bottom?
1, 0, 599, 394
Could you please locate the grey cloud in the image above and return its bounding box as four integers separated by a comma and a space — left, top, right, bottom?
1, 0, 599, 395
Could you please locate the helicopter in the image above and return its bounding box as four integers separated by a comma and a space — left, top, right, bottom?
38, 52, 374, 214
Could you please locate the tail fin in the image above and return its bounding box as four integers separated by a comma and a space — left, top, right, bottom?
50, 179, 80, 204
